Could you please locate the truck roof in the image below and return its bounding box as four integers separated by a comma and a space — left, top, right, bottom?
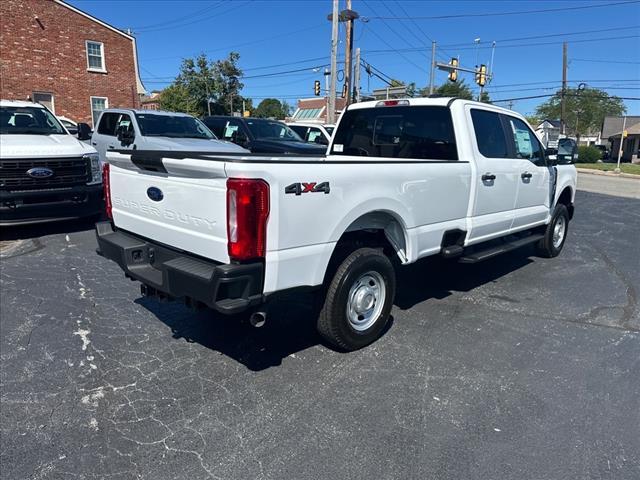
346, 97, 517, 115
104, 108, 197, 117
0, 100, 46, 108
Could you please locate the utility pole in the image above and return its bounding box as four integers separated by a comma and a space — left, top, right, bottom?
429, 41, 436, 95
354, 47, 361, 103
561, 42, 567, 135
344, 0, 353, 105
615, 116, 627, 173
328, 0, 339, 124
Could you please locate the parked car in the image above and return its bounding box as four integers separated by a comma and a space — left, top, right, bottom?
286, 122, 335, 145
0, 100, 103, 225
58, 116, 78, 135
90, 109, 248, 164
203, 116, 327, 154
96, 98, 576, 351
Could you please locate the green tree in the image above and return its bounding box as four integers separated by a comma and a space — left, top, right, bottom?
158, 84, 198, 115
253, 98, 288, 119
525, 115, 541, 127
535, 87, 626, 141
170, 52, 244, 116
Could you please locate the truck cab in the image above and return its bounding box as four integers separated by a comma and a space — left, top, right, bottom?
90, 109, 248, 163
0, 100, 103, 225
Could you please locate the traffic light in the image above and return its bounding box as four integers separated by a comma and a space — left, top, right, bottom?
448, 58, 458, 82
475, 64, 487, 87
341, 83, 347, 98
314, 80, 321, 96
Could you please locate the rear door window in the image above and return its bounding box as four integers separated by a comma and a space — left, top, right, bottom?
470, 109, 509, 158
331, 105, 457, 160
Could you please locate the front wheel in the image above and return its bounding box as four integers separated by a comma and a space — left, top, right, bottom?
537, 204, 570, 258
317, 248, 396, 351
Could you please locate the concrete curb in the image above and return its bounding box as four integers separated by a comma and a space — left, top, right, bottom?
576, 168, 640, 180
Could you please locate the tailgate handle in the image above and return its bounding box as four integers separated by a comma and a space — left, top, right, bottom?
481, 173, 496, 181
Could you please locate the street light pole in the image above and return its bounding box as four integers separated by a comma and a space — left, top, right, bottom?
429, 41, 436, 95
328, 0, 339, 124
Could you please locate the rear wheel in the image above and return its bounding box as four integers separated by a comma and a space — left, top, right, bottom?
537, 204, 569, 258
317, 248, 395, 351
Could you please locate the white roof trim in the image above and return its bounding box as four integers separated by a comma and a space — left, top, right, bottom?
54, 0, 134, 40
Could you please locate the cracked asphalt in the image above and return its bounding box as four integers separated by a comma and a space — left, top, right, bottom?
1, 190, 639, 480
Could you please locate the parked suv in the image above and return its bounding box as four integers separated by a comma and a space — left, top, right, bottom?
91, 109, 248, 163
0, 100, 103, 225
287, 122, 335, 145
203, 116, 327, 154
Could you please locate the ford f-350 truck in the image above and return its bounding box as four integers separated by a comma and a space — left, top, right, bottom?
96, 98, 576, 351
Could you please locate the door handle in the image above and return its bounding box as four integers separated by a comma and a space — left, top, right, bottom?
108, 145, 115, 149
521, 172, 533, 179
91, 142, 97, 146
481, 173, 496, 181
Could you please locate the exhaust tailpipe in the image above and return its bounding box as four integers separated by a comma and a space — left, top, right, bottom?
249, 311, 266, 328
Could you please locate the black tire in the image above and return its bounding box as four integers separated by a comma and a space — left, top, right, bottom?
317, 247, 396, 351
537, 204, 570, 258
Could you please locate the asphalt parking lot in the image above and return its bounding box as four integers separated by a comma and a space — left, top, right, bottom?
1, 188, 639, 480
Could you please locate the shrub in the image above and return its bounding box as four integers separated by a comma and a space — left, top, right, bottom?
576, 145, 602, 163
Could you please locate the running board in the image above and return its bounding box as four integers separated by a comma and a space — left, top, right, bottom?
459, 234, 544, 264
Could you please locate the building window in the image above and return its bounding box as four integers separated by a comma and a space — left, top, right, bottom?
32, 92, 55, 113
90, 96, 108, 126
86, 41, 105, 72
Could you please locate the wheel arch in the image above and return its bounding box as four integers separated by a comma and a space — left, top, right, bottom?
555, 185, 574, 219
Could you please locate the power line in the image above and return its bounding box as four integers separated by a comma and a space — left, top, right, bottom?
363, 34, 640, 55
363, 1, 640, 20
131, 1, 223, 31
440, 25, 640, 47
571, 58, 640, 65
391, 0, 451, 62
144, 23, 326, 62
134, 1, 250, 33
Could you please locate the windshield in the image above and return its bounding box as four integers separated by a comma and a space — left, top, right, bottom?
135, 113, 216, 139
246, 120, 303, 142
0, 106, 66, 135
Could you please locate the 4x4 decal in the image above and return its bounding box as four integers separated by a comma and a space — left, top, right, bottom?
285, 182, 330, 196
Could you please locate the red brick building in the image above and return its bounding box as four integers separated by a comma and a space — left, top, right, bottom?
0, 0, 145, 126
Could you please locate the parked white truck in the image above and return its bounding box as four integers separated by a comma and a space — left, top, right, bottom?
96, 98, 577, 350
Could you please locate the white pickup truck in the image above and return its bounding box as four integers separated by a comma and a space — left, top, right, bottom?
96, 98, 576, 350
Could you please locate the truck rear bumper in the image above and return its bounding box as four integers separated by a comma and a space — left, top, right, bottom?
0, 184, 103, 226
95, 222, 264, 314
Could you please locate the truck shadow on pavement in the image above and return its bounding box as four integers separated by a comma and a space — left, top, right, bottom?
0, 216, 100, 241
138, 248, 535, 371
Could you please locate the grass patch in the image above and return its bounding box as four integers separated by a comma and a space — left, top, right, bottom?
577, 163, 640, 176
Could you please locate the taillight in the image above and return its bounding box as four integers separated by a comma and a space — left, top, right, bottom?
102, 163, 112, 219
226, 178, 270, 261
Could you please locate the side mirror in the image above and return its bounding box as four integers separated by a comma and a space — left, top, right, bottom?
117, 127, 135, 146
77, 123, 92, 141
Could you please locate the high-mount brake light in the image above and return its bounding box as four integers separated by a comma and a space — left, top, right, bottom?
226, 178, 270, 261
102, 163, 112, 219
375, 100, 410, 107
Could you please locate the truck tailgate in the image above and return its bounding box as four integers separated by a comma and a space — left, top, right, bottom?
107, 152, 229, 263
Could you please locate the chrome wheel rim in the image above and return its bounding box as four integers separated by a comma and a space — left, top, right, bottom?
553, 215, 566, 249
346, 271, 386, 331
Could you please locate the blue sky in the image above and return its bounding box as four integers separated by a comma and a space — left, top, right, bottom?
71, 0, 640, 115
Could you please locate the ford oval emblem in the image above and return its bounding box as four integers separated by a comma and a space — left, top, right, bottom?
146, 187, 163, 202
26, 167, 54, 179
